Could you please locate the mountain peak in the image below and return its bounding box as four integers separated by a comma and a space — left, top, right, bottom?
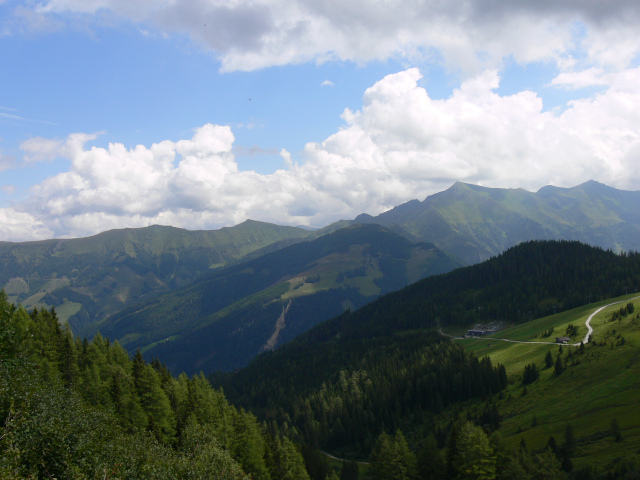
575, 179, 614, 193
353, 213, 375, 223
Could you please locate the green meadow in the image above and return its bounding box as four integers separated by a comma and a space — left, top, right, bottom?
454, 294, 640, 469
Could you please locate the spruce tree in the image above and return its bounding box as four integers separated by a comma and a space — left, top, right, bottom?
554, 356, 564, 376
455, 421, 497, 480
417, 435, 444, 480
545, 350, 554, 369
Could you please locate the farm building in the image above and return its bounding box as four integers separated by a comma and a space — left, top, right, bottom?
467, 329, 496, 337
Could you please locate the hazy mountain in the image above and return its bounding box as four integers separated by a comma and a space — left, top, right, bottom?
96, 223, 461, 374
0, 220, 311, 325
351, 180, 640, 264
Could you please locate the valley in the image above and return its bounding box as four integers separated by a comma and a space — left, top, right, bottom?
3, 181, 640, 376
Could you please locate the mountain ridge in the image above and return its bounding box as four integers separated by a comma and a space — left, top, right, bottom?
94, 223, 461, 374
347, 180, 640, 264
0, 220, 312, 324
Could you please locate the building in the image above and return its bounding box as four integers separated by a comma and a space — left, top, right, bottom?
555, 336, 571, 344
467, 329, 496, 337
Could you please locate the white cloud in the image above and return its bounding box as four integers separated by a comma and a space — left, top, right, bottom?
10, 0, 639, 74
300, 67, 640, 199
321, 80, 334, 87
551, 68, 611, 89
4, 66, 640, 241
0, 207, 54, 241
20, 132, 102, 163
20, 137, 65, 163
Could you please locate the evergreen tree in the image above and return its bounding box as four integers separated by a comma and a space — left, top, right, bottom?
560, 424, 574, 472
266, 435, 311, 480
545, 350, 554, 369
546, 436, 558, 458
368, 432, 393, 480
554, 356, 564, 376
530, 448, 566, 480
368, 430, 416, 480
417, 435, 444, 480
610, 418, 622, 442
455, 421, 496, 480
391, 429, 417, 480
445, 423, 461, 479
522, 363, 539, 385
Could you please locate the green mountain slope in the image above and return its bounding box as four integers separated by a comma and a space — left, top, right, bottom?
353, 180, 640, 264
458, 295, 640, 469
213, 241, 640, 462
0, 220, 311, 326
96, 224, 461, 374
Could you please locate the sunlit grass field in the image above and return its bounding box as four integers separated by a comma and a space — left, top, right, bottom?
454, 294, 640, 468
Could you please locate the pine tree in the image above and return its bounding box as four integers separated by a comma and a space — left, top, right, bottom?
545, 350, 554, 369
554, 356, 564, 376
455, 421, 497, 480
417, 435, 444, 480
391, 429, 417, 480
560, 423, 574, 472
368, 431, 392, 480
445, 423, 461, 480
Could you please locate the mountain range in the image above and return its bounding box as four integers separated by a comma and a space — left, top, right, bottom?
91, 224, 459, 373
0, 220, 310, 323
2, 180, 640, 374
350, 180, 640, 264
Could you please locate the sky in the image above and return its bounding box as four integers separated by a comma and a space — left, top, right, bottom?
1, 0, 640, 241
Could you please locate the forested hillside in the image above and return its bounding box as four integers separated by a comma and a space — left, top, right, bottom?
217, 330, 507, 459
213, 241, 640, 464
0, 291, 310, 479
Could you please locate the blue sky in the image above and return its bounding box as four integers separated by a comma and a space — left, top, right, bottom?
1, 0, 639, 240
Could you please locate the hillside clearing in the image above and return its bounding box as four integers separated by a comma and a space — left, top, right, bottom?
456, 294, 640, 468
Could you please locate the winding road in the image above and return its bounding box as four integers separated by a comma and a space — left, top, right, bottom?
441, 296, 640, 347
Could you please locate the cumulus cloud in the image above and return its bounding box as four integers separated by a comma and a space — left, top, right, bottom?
20, 137, 65, 162
550, 68, 612, 89
20, 132, 102, 162
0, 208, 54, 241
9, 0, 640, 73
4, 67, 640, 240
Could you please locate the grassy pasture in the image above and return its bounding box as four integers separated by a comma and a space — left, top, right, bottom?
456, 294, 640, 469
54, 300, 83, 324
